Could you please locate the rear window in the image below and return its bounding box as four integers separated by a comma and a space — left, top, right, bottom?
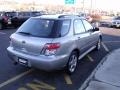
17, 18, 70, 38
114, 17, 120, 20
18, 12, 30, 16
31, 12, 41, 16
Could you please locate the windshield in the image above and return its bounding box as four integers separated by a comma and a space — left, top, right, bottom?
4, 12, 17, 17
114, 17, 120, 20
17, 18, 70, 38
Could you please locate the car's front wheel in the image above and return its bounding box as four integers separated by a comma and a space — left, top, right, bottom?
66, 51, 78, 74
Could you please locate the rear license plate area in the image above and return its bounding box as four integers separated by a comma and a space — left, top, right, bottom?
18, 58, 28, 65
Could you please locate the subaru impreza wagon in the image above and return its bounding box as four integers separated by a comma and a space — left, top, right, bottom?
7, 14, 102, 74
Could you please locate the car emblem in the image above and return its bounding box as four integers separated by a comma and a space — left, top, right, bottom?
22, 41, 26, 44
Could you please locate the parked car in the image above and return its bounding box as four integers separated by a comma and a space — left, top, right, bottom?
110, 16, 120, 28
7, 14, 102, 74
11, 11, 43, 28
0, 12, 17, 30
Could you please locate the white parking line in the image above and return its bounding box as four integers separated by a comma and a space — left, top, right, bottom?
0, 32, 6, 34
87, 55, 94, 62
63, 73, 72, 84
101, 42, 110, 52
0, 69, 33, 88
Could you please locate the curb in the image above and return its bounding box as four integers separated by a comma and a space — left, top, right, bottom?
78, 50, 116, 90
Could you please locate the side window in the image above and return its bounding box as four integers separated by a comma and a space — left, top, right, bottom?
74, 19, 85, 34
61, 20, 70, 36
82, 20, 93, 31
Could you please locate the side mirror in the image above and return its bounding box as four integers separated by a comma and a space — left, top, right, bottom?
93, 27, 99, 31
95, 27, 99, 31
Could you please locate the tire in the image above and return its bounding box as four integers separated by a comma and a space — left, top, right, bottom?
66, 51, 78, 74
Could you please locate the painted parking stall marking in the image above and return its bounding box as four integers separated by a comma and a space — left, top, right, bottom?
101, 42, 110, 52
87, 55, 94, 62
27, 79, 55, 90
17, 79, 56, 90
0, 69, 33, 88
63, 73, 72, 84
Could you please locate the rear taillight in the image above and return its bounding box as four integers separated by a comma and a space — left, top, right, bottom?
41, 43, 60, 56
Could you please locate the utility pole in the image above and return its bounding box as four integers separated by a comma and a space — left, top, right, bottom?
90, 0, 93, 14
82, 0, 85, 13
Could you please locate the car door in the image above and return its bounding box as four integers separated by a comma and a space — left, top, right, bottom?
73, 19, 91, 54
82, 19, 100, 48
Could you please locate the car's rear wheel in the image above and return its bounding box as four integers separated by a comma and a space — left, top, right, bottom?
66, 51, 78, 74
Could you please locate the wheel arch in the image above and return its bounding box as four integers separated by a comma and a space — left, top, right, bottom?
71, 48, 80, 57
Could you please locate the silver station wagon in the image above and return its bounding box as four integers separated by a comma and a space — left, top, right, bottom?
7, 14, 102, 74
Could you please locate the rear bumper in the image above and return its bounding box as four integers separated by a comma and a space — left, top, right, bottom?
7, 47, 69, 71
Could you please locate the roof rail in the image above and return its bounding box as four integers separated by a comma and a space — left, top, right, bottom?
58, 14, 80, 18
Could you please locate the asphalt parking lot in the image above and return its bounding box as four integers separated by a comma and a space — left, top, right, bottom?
0, 27, 120, 90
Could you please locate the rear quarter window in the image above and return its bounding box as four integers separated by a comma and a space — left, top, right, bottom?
60, 20, 70, 36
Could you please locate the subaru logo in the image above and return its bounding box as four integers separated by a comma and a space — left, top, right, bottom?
22, 41, 26, 44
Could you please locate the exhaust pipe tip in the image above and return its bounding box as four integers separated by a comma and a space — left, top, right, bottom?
13, 62, 18, 65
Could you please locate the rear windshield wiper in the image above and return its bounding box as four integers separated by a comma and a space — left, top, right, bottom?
18, 32, 32, 35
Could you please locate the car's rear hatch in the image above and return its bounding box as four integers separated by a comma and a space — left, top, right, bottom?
10, 18, 60, 56
11, 34, 53, 56
10, 17, 70, 56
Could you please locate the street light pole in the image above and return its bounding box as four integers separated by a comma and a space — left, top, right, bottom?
90, 0, 93, 14
82, 0, 85, 13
